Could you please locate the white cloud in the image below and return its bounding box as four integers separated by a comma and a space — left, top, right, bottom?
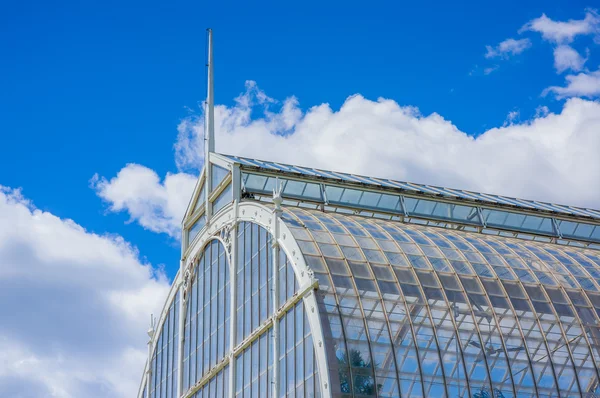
173, 81, 600, 210
535, 105, 550, 118
174, 80, 281, 172
503, 110, 520, 126
544, 68, 600, 98
91, 165, 196, 238
0, 186, 170, 397
520, 10, 600, 43
485, 38, 532, 59
96, 80, 600, 237
484, 65, 499, 75
553, 45, 588, 73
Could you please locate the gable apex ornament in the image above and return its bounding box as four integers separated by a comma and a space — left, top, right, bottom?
272, 177, 284, 212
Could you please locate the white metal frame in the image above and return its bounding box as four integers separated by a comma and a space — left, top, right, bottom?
137, 269, 183, 398
140, 201, 332, 398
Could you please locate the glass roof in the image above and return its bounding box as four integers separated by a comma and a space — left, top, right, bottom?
279, 207, 600, 397
221, 154, 600, 221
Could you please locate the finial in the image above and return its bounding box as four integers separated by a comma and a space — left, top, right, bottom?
272, 178, 284, 211
147, 314, 155, 339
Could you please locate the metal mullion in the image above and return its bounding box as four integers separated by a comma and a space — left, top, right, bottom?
370, 224, 429, 398
552, 218, 563, 238
362, 225, 423, 398
438, 236, 506, 396
190, 264, 197, 386
528, 250, 594, 396
469, 277, 520, 397
182, 267, 313, 398
184, 357, 231, 398
502, 245, 565, 397
210, 243, 216, 372
478, 242, 542, 397
228, 221, 237, 398
517, 280, 568, 397
219, 243, 225, 376
175, 278, 185, 397
565, 252, 600, 293
556, 280, 600, 394
400, 263, 452, 396
271, 217, 280, 398
413, 266, 473, 397
299, 214, 357, 398
447, 240, 519, 398
328, 229, 383, 398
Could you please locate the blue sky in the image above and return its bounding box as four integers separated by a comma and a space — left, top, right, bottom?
1, 0, 598, 276
1, 1, 600, 396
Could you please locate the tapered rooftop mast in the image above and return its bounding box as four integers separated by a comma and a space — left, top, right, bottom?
204, 28, 214, 223
205, 28, 215, 158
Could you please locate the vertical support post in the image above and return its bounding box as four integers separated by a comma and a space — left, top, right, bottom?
181, 233, 187, 270
176, 279, 185, 397
146, 315, 154, 398
231, 164, 241, 203
204, 28, 215, 226
228, 200, 239, 398
271, 183, 283, 398
271, 236, 279, 398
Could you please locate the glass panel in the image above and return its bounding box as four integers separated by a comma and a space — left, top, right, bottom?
242, 172, 322, 202
188, 215, 206, 247
149, 291, 180, 398
482, 209, 555, 236
267, 207, 600, 398
557, 219, 600, 242
404, 197, 481, 225
181, 241, 230, 391
193, 182, 206, 214
211, 164, 229, 191
212, 183, 232, 214
325, 185, 403, 215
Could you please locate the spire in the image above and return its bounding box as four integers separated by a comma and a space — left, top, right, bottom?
205, 28, 215, 157
204, 28, 215, 224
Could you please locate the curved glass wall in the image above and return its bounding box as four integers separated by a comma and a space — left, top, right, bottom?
179, 221, 321, 398
235, 330, 273, 397
235, 221, 320, 397
190, 366, 229, 398
281, 207, 600, 398
183, 240, 231, 392
149, 291, 180, 398
278, 300, 321, 398
236, 222, 274, 345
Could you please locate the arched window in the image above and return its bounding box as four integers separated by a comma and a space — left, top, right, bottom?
233, 221, 320, 398
182, 239, 231, 391
148, 292, 180, 398
180, 222, 321, 398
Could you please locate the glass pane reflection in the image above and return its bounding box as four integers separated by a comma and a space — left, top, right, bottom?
282, 207, 600, 398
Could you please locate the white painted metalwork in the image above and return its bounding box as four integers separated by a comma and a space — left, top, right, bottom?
137, 269, 182, 398
157, 201, 332, 398
176, 278, 185, 397
204, 28, 214, 225
271, 186, 281, 398
139, 28, 600, 396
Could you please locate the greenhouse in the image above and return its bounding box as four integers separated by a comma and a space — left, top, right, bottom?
138, 30, 600, 398
138, 150, 600, 398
